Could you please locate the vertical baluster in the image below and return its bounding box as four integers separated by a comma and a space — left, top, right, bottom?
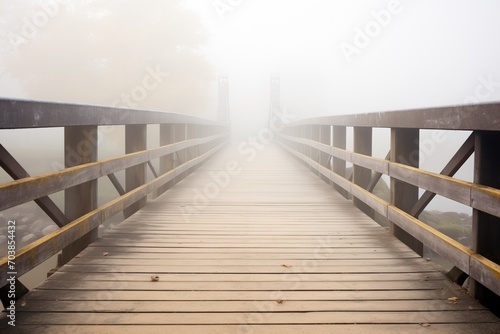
124, 124, 147, 218
156, 124, 174, 197
390, 128, 423, 255
353, 127, 373, 218
471, 131, 500, 308
60, 126, 98, 265
333, 126, 347, 198
319, 125, 332, 185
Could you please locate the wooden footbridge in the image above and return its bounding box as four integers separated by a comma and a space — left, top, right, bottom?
1, 98, 499, 333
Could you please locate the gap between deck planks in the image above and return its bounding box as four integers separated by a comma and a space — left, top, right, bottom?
2, 144, 499, 333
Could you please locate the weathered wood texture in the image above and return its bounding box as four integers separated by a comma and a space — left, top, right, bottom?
0, 98, 224, 128
289, 101, 500, 131
3, 145, 497, 333
124, 124, 147, 218
0, 140, 228, 283
278, 132, 500, 298
390, 128, 423, 255
60, 126, 98, 266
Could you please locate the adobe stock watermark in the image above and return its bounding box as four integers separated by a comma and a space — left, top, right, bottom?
443, 74, 500, 130
212, 0, 245, 21
50, 64, 168, 171
8, 0, 77, 52
180, 108, 295, 221
398, 74, 500, 167
112, 65, 170, 109
339, 0, 403, 64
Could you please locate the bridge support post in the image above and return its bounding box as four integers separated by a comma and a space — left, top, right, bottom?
156, 124, 175, 197
60, 126, 98, 265
353, 127, 374, 218
319, 125, 331, 185
173, 123, 187, 184
186, 124, 198, 174
471, 131, 500, 311
311, 125, 321, 177
390, 128, 423, 256
124, 124, 147, 219
304, 126, 312, 170
333, 126, 348, 198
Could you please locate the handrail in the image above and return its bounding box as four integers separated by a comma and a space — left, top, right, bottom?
275, 102, 500, 306
0, 133, 226, 211
288, 102, 500, 131
0, 98, 230, 286
0, 99, 223, 129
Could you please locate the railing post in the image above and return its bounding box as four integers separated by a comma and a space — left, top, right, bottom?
353, 127, 373, 217
173, 123, 187, 183
186, 124, 198, 174
156, 124, 174, 197
390, 128, 423, 256
60, 126, 98, 265
311, 125, 320, 176
471, 131, 500, 309
124, 124, 147, 218
319, 125, 331, 185
333, 126, 348, 198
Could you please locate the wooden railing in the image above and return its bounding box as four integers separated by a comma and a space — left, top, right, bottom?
0, 99, 230, 287
275, 102, 500, 308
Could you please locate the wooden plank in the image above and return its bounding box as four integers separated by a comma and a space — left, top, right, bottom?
4, 324, 498, 334
22, 289, 453, 301
80, 246, 411, 254
12, 311, 499, 325
53, 264, 436, 274
47, 272, 442, 282
78, 248, 419, 259
65, 258, 428, 267
35, 280, 444, 291
17, 300, 481, 313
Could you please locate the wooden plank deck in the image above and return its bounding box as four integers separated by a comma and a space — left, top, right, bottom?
3, 144, 499, 333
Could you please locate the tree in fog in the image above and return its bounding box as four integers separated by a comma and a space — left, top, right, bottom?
0, 0, 214, 116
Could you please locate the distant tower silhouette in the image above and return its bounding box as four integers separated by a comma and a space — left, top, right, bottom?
269, 76, 281, 126
217, 75, 230, 123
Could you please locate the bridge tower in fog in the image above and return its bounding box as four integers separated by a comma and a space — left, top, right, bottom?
217, 75, 230, 123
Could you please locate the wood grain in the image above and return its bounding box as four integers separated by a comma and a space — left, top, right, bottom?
3, 144, 498, 333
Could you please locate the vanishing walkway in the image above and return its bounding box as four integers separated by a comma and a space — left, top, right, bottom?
7, 145, 500, 333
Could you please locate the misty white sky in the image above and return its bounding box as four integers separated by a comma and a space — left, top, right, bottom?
1, 0, 500, 126
184, 0, 500, 126
1, 0, 500, 213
